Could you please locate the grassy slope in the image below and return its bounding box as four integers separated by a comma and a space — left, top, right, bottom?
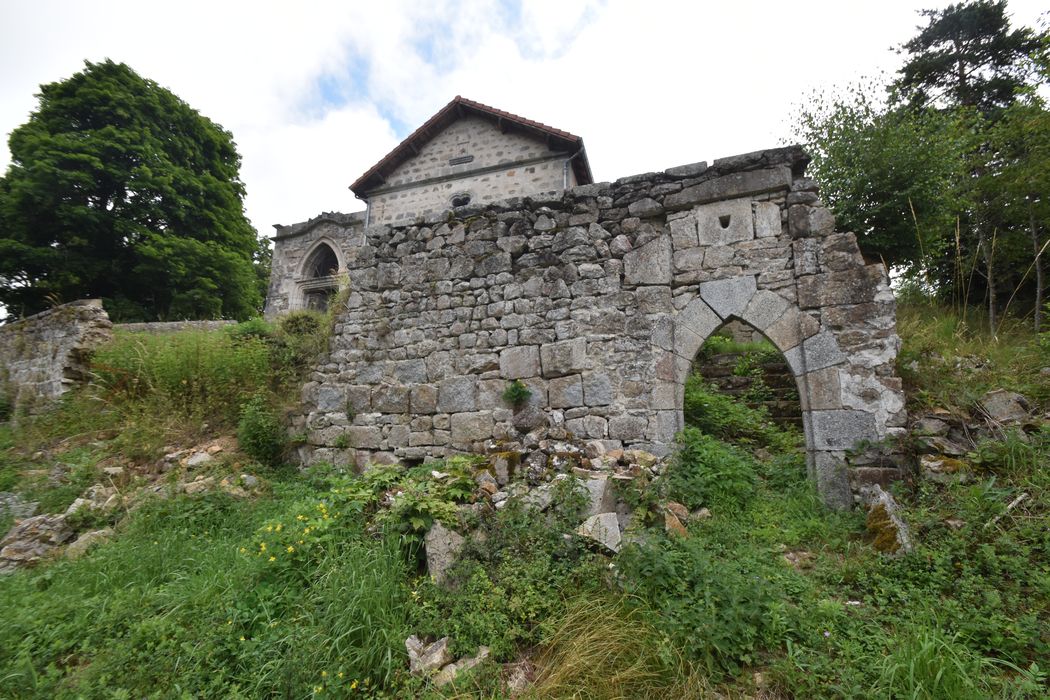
0, 304, 1047, 699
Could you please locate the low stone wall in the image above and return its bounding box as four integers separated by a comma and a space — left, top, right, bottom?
114, 320, 236, 334
292, 145, 908, 509
0, 300, 112, 416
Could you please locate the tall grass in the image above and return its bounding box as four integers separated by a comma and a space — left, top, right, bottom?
872, 626, 993, 700
529, 596, 710, 699
896, 302, 1048, 409
91, 329, 274, 424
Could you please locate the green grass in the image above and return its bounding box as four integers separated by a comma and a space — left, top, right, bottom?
0, 484, 412, 698
897, 302, 1049, 410
0, 304, 1047, 698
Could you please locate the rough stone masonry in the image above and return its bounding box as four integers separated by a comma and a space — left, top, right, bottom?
0, 299, 112, 417
292, 146, 907, 508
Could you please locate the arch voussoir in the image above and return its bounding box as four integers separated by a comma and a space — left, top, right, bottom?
698, 275, 757, 320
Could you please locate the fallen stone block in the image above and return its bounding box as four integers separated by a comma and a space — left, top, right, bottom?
576, 512, 621, 552
405, 635, 453, 674
424, 521, 465, 584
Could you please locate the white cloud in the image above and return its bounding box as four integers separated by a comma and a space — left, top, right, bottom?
1, 0, 1047, 242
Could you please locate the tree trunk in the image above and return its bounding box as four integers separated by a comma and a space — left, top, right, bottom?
1032, 199, 1044, 334
984, 229, 997, 335
986, 234, 995, 335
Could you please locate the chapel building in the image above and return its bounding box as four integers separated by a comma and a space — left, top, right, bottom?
264, 96, 592, 315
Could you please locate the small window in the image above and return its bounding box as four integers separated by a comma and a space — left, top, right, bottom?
450, 193, 472, 208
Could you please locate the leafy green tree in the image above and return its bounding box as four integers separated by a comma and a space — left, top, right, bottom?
0, 60, 262, 321
892, 0, 1045, 112
978, 98, 1050, 330
793, 83, 969, 272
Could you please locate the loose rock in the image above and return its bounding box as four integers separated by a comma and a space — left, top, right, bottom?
405, 635, 454, 674
576, 512, 621, 552
0, 513, 74, 572
424, 521, 465, 584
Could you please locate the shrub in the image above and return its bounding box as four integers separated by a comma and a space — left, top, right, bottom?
227, 316, 274, 340
268, 310, 330, 380
237, 395, 286, 469
277, 310, 324, 337
666, 427, 757, 511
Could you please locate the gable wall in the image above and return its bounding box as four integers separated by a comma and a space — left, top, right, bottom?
367, 116, 572, 225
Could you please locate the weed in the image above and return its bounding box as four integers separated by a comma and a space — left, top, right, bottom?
237, 395, 286, 469
666, 427, 757, 511
502, 379, 532, 408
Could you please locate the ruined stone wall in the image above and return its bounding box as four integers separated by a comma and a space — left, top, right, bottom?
368, 117, 571, 225
293, 146, 907, 508
0, 300, 112, 416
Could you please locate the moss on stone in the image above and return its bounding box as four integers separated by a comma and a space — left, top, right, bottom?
866, 502, 901, 554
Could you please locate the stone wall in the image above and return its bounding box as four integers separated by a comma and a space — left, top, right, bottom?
367, 116, 574, 225
292, 146, 907, 508
0, 300, 112, 416
114, 320, 236, 333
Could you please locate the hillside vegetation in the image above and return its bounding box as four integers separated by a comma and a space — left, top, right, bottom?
0, 303, 1047, 699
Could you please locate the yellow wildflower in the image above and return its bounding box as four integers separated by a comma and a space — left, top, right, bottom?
350, 680, 358, 689
259, 542, 267, 551
239, 547, 246, 554
286, 545, 295, 553
240, 636, 245, 641
337, 672, 344, 679
321, 671, 327, 678
226, 619, 232, 625
275, 524, 282, 532
296, 514, 306, 521
268, 555, 276, 562
266, 525, 273, 532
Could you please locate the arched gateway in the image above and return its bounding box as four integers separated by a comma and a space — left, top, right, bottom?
292, 147, 907, 509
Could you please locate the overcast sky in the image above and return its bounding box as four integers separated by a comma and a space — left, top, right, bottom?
1, 0, 1046, 239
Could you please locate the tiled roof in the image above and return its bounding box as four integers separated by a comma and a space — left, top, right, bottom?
350, 96, 592, 196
